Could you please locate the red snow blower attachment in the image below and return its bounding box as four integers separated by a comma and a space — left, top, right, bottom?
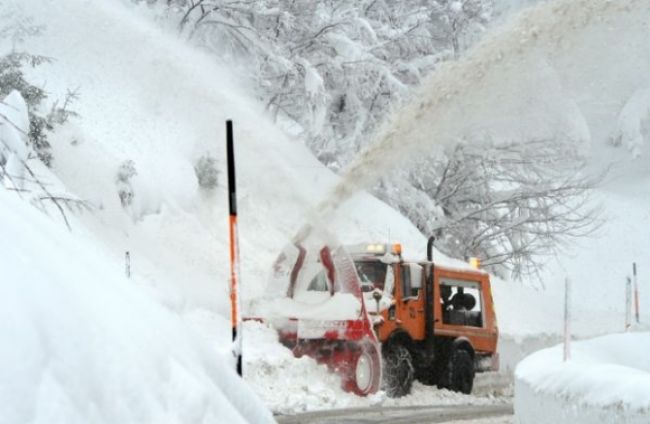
257, 238, 382, 396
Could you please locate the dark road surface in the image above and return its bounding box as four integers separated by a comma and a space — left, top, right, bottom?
275, 403, 513, 424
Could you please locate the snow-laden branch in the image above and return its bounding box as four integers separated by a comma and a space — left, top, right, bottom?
611, 87, 650, 158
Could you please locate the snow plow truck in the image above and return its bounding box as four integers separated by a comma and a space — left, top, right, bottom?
252, 236, 498, 398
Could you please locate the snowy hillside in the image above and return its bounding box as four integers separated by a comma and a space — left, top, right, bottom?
0, 184, 272, 423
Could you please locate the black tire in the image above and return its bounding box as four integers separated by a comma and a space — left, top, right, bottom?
382, 344, 414, 397
437, 348, 474, 394
415, 365, 437, 386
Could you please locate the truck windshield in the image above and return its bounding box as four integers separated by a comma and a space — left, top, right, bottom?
354, 261, 387, 292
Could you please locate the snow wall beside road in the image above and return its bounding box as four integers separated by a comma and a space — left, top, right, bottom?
514, 332, 650, 424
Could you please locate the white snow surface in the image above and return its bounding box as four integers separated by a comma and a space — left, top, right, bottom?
514, 332, 650, 423
244, 321, 507, 414
0, 187, 273, 424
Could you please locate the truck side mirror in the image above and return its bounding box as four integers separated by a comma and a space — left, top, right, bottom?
372, 288, 383, 314
372, 288, 383, 303
409, 263, 423, 290
388, 304, 396, 320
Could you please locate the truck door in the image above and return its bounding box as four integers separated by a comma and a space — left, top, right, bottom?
433, 268, 497, 353
396, 263, 426, 340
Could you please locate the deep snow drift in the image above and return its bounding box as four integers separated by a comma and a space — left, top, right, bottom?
514, 332, 650, 423
0, 185, 272, 423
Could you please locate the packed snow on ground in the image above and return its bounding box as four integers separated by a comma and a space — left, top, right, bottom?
514, 332, 650, 424
244, 320, 509, 415
0, 185, 273, 424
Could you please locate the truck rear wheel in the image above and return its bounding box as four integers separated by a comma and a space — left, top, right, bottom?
438, 348, 474, 394
382, 344, 414, 397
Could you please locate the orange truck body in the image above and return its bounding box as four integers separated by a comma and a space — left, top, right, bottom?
267, 238, 499, 397
373, 263, 498, 358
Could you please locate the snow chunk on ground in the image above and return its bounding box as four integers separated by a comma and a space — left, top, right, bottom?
514, 332, 650, 423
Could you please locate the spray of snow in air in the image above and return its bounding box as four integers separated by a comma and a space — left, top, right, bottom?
312, 0, 650, 221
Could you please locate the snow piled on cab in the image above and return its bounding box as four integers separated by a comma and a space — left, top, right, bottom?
514, 332, 650, 424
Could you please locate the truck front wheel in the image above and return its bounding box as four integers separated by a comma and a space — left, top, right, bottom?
382, 344, 414, 397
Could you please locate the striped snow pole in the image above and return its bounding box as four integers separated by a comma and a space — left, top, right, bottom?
625, 276, 632, 332
125, 251, 131, 279
633, 263, 640, 324
227, 120, 243, 376
563, 277, 571, 362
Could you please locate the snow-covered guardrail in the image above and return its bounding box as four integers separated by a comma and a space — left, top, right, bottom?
514, 332, 650, 423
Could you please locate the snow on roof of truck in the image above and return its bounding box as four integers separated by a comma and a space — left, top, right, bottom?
345, 242, 487, 274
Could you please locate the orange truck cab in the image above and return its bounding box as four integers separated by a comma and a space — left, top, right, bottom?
350, 237, 499, 396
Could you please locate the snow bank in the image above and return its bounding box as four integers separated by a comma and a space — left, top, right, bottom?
0, 187, 273, 423
514, 332, 650, 424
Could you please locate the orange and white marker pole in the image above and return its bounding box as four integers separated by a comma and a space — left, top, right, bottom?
227, 120, 243, 376
625, 276, 632, 332
633, 263, 640, 324
563, 277, 571, 361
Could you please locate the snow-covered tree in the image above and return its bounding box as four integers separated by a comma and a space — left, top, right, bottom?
610, 87, 650, 158
0, 89, 85, 229
0, 50, 78, 166
429, 0, 493, 58
194, 153, 219, 189
144, 0, 492, 167
0, 90, 30, 188
116, 160, 137, 207
376, 138, 602, 279
1, 13, 79, 166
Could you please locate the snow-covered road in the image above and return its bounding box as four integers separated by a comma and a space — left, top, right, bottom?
276, 404, 513, 424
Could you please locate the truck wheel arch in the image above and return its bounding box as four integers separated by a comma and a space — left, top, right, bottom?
384, 330, 414, 350
452, 336, 475, 359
